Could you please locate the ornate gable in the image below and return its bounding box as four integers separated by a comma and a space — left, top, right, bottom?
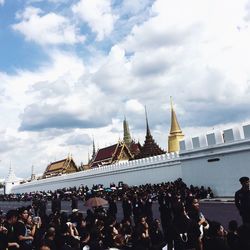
90, 141, 133, 168
43, 156, 78, 178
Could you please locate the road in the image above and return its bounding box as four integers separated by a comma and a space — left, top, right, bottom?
0, 200, 241, 229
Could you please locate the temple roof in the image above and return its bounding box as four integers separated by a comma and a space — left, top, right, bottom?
170, 96, 182, 134
91, 141, 133, 168
44, 157, 78, 175
129, 140, 142, 156
5, 166, 21, 183
123, 117, 132, 145
135, 108, 165, 159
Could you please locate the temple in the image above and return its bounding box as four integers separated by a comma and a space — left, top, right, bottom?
90, 141, 133, 168
168, 97, 184, 152
43, 155, 79, 178
41, 99, 183, 176
135, 107, 165, 159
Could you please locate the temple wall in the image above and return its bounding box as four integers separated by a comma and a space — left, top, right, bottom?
10, 153, 181, 194
9, 123, 250, 197
179, 123, 250, 196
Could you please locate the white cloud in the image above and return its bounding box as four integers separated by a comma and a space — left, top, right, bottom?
72, 0, 118, 41
0, 0, 4, 6
12, 6, 85, 45
125, 99, 144, 114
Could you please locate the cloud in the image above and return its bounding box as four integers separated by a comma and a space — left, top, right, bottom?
0, 0, 4, 6
12, 6, 85, 45
63, 133, 92, 146
72, 0, 118, 41
125, 99, 144, 115
19, 102, 112, 131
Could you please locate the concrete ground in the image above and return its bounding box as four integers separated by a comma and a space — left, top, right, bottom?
0, 199, 241, 230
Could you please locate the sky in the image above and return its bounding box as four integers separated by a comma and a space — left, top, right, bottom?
1, 0, 250, 178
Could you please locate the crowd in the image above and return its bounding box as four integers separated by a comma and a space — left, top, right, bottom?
0, 178, 247, 250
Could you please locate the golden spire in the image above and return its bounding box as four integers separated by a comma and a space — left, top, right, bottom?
168, 97, 184, 152
170, 96, 182, 134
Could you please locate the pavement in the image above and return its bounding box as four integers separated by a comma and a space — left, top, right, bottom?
201, 197, 234, 203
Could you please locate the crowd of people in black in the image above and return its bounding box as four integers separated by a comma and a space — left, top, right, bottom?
0, 177, 247, 250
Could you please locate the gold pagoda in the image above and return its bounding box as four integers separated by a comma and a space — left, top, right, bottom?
168, 97, 184, 152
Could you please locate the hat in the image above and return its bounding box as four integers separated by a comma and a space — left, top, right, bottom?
72, 209, 79, 213
239, 176, 249, 184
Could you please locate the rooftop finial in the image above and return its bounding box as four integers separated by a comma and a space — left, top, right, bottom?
168, 97, 184, 152
123, 116, 132, 145
144, 105, 151, 136
92, 136, 96, 160
170, 96, 173, 110
169, 97, 182, 134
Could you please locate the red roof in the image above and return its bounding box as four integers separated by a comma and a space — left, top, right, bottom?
93, 144, 118, 162
90, 142, 132, 168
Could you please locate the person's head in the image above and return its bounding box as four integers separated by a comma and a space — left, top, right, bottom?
26, 214, 33, 225
46, 227, 56, 239
239, 176, 249, 190
113, 234, 125, 248
40, 244, 51, 250
6, 210, 18, 224
18, 207, 29, 222
228, 220, 238, 232
208, 221, 226, 237
191, 198, 200, 211
140, 216, 146, 224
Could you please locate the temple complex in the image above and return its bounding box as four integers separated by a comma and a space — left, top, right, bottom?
42, 98, 184, 174
168, 97, 184, 152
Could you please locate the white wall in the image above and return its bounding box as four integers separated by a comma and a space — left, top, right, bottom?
180, 125, 250, 196
11, 154, 182, 194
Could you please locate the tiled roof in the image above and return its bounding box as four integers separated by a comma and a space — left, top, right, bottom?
46, 159, 68, 172
90, 142, 133, 168
93, 144, 118, 162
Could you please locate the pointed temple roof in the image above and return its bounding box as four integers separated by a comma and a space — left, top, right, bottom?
135, 107, 165, 159
90, 141, 133, 168
5, 165, 20, 183
168, 97, 184, 152
170, 96, 182, 134
92, 138, 96, 160
43, 155, 78, 178
123, 117, 132, 145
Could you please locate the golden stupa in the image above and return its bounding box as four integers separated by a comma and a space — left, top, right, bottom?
168, 97, 184, 152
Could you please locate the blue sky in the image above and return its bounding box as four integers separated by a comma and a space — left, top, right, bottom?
1, 0, 250, 178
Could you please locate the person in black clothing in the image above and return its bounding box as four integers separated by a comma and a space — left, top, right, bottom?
204, 221, 229, 250
108, 196, 117, 219
4, 210, 20, 249
171, 202, 201, 250
14, 207, 34, 250
132, 195, 143, 225
0, 222, 8, 250
227, 220, 239, 250
71, 193, 78, 211
158, 191, 173, 245
144, 193, 153, 222
122, 195, 132, 221
149, 219, 165, 250
234, 176, 250, 224
51, 194, 61, 215
41, 227, 57, 250
238, 222, 250, 250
